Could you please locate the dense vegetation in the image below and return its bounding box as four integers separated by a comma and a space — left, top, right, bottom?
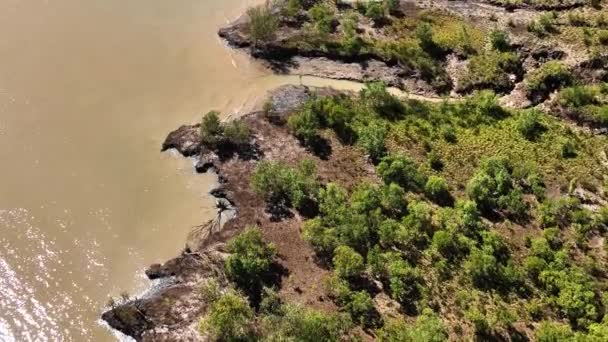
194, 0, 608, 341
194, 79, 608, 340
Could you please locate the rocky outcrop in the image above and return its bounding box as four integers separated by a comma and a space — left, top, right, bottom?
161, 124, 201, 157
217, 15, 250, 48
102, 250, 227, 341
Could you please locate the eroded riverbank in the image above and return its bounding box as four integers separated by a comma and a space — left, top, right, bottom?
103, 0, 608, 340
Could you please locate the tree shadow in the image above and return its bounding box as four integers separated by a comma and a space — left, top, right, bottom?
248, 261, 290, 309
258, 53, 299, 74
349, 275, 382, 297
266, 199, 295, 222
216, 141, 264, 162
307, 135, 333, 160
297, 197, 319, 218
333, 125, 357, 145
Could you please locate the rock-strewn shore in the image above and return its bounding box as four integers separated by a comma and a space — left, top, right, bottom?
102, 85, 357, 341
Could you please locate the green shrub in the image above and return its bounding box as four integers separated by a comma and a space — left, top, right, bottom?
517, 110, 545, 141
561, 139, 577, 159
525, 298, 546, 321
247, 2, 279, 46
514, 162, 546, 199
251, 160, 319, 211
457, 90, 508, 125
453, 200, 484, 237
555, 85, 608, 127
538, 196, 580, 228
377, 309, 448, 341
326, 284, 378, 328
557, 86, 598, 108
288, 106, 322, 144
489, 29, 510, 51
568, 11, 586, 26
466, 157, 514, 213
387, 258, 423, 305
301, 217, 339, 256
378, 218, 401, 247
536, 264, 599, 327
526, 62, 573, 102
199, 291, 255, 341
350, 182, 382, 214
224, 120, 251, 146
356, 120, 388, 160
383, 0, 400, 14
377, 39, 450, 92
525, 255, 549, 280
340, 14, 364, 55
225, 227, 277, 295
318, 183, 349, 226
308, 2, 334, 35
360, 83, 405, 119
428, 151, 445, 170
425, 176, 451, 205
529, 239, 555, 273
543, 227, 563, 249
365, 1, 384, 21
387, 221, 428, 255
377, 154, 427, 191
467, 307, 491, 336
201, 111, 223, 146
598, 30, 608, 45
461, 51, 519, 93
497, 188, 527, 220
416, 22, 438, 54
262, 304, 352, 342
556, 280, 598, 326
535, 321, 574, 342
347, 291, 376, 326
282, 0, 302, 17
199, 279, 222, 304
333, 245, 365, 279
528, 13, 557, 36
259, 287, 283, 316
465, 246, 500, 288
586, 318, 608, 340
380, 183, 408, 217
403, 201, 434, 235
431, 229, 471, 260
441, 125, 457, 143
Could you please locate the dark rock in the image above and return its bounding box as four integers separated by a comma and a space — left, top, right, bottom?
575, 56, 608, 83
144, 252, 206, 281
103, 252, 226, 340
218, 16, 250, 48
195, 151, 219, 173
266, 85, 311, 121
101, 303, 153, 340
145, 263, 174, 280
210, 187, 231, 201
161, 124, 201, 157
531, 48, 565, 62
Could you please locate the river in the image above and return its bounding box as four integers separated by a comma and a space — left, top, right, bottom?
0, 0, 372, 341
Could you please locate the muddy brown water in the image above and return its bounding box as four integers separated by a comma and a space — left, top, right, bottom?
0, 0, 375, 341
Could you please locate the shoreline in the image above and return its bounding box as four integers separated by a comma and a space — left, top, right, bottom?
101, 85, 331, 341
102, 0, 608, 340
